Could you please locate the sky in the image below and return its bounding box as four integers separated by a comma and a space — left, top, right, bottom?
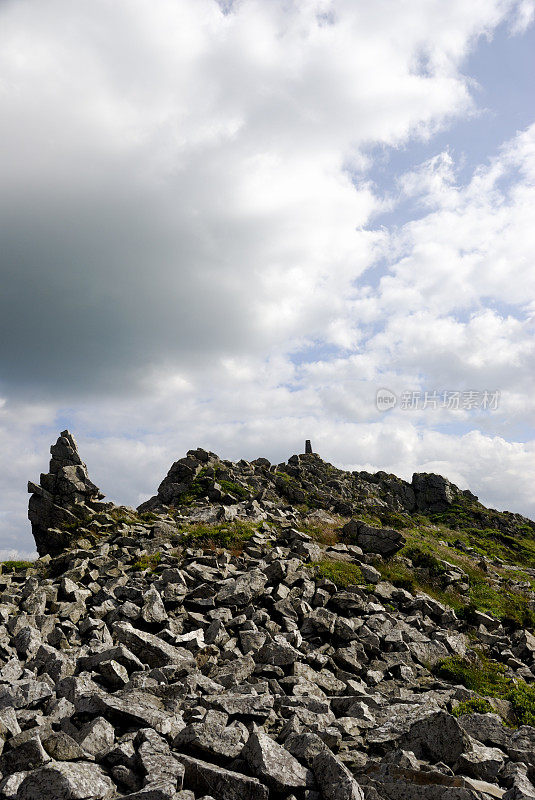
0, 0, 534, 559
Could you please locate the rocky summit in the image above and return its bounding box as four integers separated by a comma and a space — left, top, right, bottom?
0, 433, 532, 800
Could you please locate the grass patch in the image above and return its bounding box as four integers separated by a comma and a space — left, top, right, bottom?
434, 653, 510, 696
377, 510, 412, 529
181, 520, 258, 552
404, 545, 446, 577
376, 559, 416, 593
138, 511, 161, 523
507, 682, 535, 726
219, 480, 249, 499
371, 525, 535, 629
459, 562, 535, 629
452, 698, 494, 717
0, 560, 35, 572
298, 518, 343, 547
425, 508, 535, 566
132, 552, 162, 572
309, 559, 364, 588
435, 653, 535, 727
376, 555, 466, 610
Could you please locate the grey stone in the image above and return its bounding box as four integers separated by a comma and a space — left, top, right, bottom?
174, 722, 245, 759
41, 731, 89, 761
0, 735, 50, 773
412, 473, 456, 513
28, 431, 107, 557
113, 622, 196, 670
75, 690, 179, 736
77, 644, 144, 674
341, 520, 404, 556
202, 693, 274, 719
136, 728, 185, 789
76, 717, 115, 757
0, 771, 28, 799
456, 738, 505, 781
142, 586, 168, 625
310, 747, 365, 800
175, 752, 269, 800
97, 658, 129, 688
405, 711, 469, 765
213, 654, 255, 688
242, 731, 313, 791
119, 788, 180, 800
503, 763, 535, 799
18, 761, 115, 800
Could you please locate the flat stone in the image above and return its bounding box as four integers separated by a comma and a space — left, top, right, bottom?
113, 622, 196, 670
174, 722, 244, 759
75, 690, 179, 735
175, 752, 269, 800
18, 761, 115, 800
242, 731, 313, 791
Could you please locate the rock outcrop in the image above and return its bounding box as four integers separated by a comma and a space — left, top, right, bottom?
28, 430, 111, 556
6, 433, 535, 800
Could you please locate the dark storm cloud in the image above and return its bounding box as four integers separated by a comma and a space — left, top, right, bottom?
0, 0, 495, 397
0, 160, 265, 395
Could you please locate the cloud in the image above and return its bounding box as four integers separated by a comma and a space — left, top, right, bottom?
1, 0, 534, 557
0, 0, 523, 396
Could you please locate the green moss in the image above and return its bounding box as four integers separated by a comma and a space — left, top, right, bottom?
181, 520, 258, 550
507, 682, 535, 726
218, 480, 249, 499
138, 511, 160, 523
452, 698, 494, 717
274, 471, 291, 482
377, 511, 412, 529
132, 552, 161, 572
177, 480, 208, 505
0, 560, 35, 572
58, 514, 93, 532
436, 653, 535, 727
404, 545, 446, 576
434, 654, 510, 696
309, 560, 364, 588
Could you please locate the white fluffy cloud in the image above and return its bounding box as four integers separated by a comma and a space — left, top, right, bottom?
0, 0, 534, 556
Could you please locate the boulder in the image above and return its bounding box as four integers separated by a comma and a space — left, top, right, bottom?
242, 731, 313, 791
175, 752, 269, 800
341, 520, 405, 556
18, 761, 115, 800
412, 473, 456, 513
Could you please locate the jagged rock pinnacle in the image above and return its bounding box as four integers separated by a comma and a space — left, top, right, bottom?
28, 430, 109, 556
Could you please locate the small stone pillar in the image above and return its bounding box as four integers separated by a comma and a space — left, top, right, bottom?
305, 439, 312, 454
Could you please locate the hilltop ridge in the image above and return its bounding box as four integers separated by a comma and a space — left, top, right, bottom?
0, 431, 529, 800
28, 432, 535, 560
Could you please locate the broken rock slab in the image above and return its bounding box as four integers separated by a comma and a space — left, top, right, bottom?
175, 752, 269, 800
341, 520, 405, 556
242, 730, 314, 791
17, 761, 115, 800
